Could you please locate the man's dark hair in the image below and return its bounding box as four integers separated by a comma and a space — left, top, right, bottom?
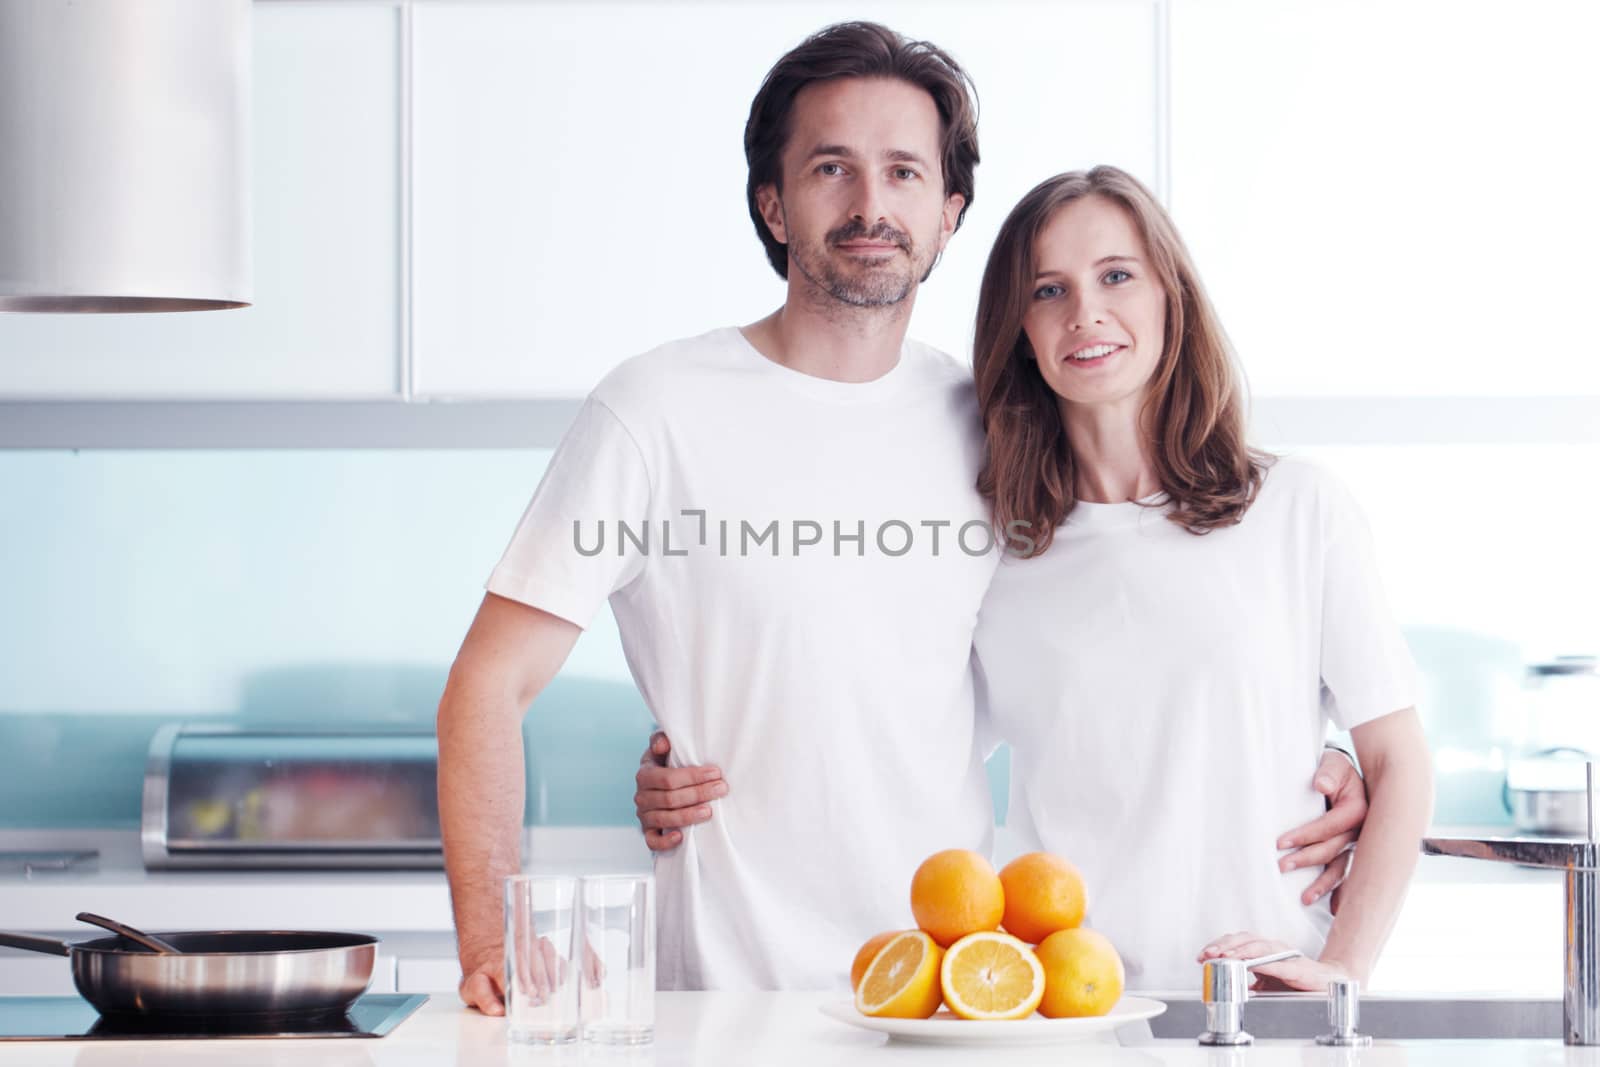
743, 21, 980, 279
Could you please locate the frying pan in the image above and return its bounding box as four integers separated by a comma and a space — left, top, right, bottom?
0, 927, 377, 1017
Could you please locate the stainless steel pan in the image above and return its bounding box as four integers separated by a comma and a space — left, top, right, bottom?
0, 929, 377, 1017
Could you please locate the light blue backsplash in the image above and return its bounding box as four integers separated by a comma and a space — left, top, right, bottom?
7, 444, 1599, 832
0, 450, 1012, 829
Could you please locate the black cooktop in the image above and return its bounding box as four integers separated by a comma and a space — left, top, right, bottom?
0, 993, 428, 1040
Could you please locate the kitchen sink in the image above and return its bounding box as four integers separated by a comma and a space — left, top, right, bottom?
1135, 994, 1561, 1041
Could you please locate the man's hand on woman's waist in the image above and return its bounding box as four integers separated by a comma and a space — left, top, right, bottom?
636, 730, 726, 851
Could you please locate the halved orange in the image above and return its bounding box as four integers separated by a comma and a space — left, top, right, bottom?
939, 931, 1046, 1021
850, 930, 907, 992
854, 931, 945, 1019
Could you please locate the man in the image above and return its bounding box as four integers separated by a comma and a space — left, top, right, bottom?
438, 21, 1364, 1011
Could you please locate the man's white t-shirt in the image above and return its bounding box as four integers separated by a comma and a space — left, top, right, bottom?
973, 457, 1416, 992
488, 326, 998, 990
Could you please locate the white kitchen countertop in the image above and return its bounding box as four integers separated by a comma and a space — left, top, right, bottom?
0, 992, 1584, 1066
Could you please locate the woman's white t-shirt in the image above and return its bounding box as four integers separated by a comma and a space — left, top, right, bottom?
973, 456, 1416, 991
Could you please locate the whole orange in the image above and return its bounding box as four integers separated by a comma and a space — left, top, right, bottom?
999, 852, 1087, 944
910, 848, 1005, 948
1034, 927, 1125, 1018
850, 930, 905, 991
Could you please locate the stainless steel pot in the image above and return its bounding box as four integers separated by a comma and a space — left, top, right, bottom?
1507, 787, 1595, 836
1505, 746, 1598, 835
0, 929, 377, 1017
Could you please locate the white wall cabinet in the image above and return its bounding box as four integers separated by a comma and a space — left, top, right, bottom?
1169, 0, 1600, 399
411, 0, 1160, 398
8, 0, 1596, 416
0, 4, 402, 400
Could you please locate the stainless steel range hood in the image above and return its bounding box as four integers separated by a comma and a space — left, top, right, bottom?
0, 0, 251, 313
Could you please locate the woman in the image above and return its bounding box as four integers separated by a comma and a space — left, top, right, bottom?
969, 165, 1431, 990
636, 166, 1432, 992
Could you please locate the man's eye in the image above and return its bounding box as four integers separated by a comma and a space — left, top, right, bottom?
1033, 284, 1064, 300
1104, 269, 1132, 284
893, 167, 919, 180
819, 163, 845, 176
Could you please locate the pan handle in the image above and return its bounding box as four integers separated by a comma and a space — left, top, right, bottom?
0, 931, 71, 956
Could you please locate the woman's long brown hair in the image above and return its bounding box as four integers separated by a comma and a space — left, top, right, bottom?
974, 166, 1271, 556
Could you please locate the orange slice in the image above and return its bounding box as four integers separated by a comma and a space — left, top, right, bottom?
850, 930, 907, 992
854, 931, 945, 1019
939, 931, 1046, 1021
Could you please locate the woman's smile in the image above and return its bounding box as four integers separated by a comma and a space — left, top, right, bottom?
1063, 341, 1125, 368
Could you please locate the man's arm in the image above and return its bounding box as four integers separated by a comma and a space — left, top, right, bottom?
438, 592, 582, 1015
1277, 749, 1367, 908
634, 739, 1367, 875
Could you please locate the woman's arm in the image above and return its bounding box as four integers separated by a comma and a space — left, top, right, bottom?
1314, 706, 1434, 981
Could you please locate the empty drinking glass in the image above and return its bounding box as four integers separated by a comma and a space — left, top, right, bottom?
579, 874, 655, 1045
504, 874, 579, 1045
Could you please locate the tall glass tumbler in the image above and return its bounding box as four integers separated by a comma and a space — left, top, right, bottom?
579, 874, 655, 1045
504, 874, 580, 1045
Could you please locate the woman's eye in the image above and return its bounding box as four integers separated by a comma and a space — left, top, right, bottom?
1033, 284, 1064, 300
1104, 269, 1132, 284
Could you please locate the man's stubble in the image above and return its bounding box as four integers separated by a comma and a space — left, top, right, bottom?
783, 213, 942, 311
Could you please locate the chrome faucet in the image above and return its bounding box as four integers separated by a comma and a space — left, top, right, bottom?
1423, 761, 1600, 1045
1197, 948, 1302, 1045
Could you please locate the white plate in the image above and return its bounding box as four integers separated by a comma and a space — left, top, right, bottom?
818, 996, 1167, 1046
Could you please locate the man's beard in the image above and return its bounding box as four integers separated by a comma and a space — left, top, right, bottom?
787, 218, 937, 308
